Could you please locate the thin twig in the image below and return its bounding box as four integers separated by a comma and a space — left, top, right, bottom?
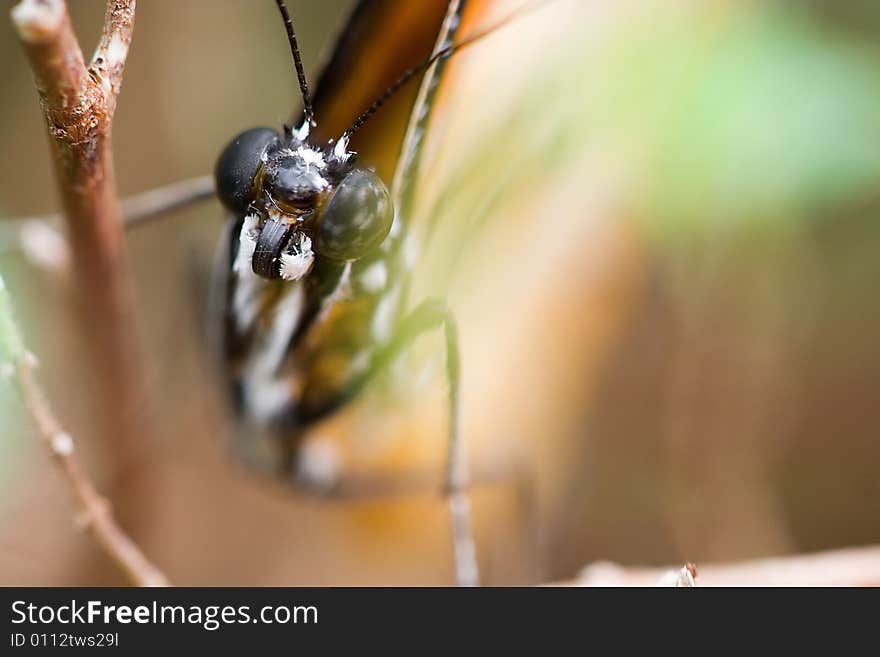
571, 546, 880, 586
120, 175, 215, 228
0, 275, 169, 587
11, 0, 148, 461
0, 175, 216, 270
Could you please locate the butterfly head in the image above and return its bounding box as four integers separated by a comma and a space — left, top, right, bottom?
215, 126, 393, 280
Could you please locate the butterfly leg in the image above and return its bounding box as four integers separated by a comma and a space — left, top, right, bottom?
376, 298, 480, 587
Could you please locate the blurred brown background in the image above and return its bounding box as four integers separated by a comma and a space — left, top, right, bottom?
1, 0, 879, 585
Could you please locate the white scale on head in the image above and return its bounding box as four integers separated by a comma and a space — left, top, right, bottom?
333, 134, 352, 162
281, 145, 328, 171
279, 233, 314, 281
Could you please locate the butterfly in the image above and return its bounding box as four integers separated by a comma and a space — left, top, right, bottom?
209, 0, 572, 587
5, 0, 588, 586
211, 0, 604, 585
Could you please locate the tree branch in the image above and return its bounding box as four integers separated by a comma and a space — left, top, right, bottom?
1, 175, 216, 270
118, 175, 215, 228
11, 0, 148, 462
0, 274, 168, 587
572, 546, 880, 586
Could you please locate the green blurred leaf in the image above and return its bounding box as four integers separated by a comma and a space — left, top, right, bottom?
592, 5, 880, 238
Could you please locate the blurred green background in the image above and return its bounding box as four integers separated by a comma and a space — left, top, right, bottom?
1, 0, 879, 584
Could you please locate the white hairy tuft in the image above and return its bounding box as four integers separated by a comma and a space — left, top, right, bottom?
333, 136, 352, 161
295, 146, 326, 169
279, 234, 315, 281
294, 120, 310, 141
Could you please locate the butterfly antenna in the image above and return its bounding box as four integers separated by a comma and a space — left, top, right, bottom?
337, 0, 554, 147
275, 0, 315, 129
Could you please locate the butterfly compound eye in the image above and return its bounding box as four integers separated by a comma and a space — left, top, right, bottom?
215, 127, 281, 214
314, 169, 393, 261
